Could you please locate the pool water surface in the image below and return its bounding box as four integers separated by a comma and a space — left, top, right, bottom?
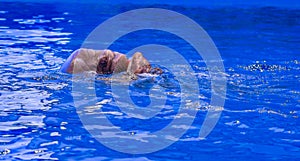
0, 1, 300, 160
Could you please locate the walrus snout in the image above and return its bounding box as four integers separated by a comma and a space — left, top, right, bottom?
96, 50, 129, 74
97, 50, 114, 74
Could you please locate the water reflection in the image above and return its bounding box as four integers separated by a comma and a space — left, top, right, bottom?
0, 1, 299, 160
0, 2, 73, 160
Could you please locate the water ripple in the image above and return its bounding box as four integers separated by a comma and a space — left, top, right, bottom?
0, 2, 299, 160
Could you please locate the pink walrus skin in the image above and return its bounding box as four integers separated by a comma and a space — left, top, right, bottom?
60, 48, 162, 76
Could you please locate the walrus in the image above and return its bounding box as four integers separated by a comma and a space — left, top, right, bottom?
60, 48, 162, 76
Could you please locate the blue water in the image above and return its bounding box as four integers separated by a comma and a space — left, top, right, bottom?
0, 1, 300, 160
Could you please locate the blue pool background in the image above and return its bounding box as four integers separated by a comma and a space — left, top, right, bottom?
0, 0, 300, 160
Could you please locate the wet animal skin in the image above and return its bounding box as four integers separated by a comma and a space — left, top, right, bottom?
60, 48, 162, 75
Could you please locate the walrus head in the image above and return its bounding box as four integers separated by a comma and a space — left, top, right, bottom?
62, 48, 163, 76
